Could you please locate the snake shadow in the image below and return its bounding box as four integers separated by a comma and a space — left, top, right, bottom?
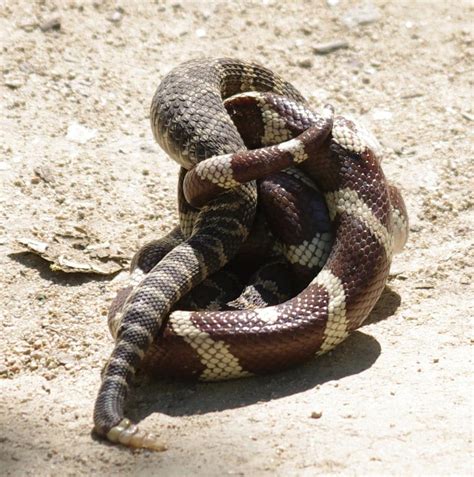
126, 286, 401, 421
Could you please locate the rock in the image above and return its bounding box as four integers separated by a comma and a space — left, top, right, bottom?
16, 235, 123, 275
34, 165, 55, 183
107, 10, 123, 23
66, 122, 97, 144
313, 39, 349, 55
39, 16, 61, 32
382, 140, 404, 156
17, 237, 48, 254
57, 353, 73, 365
297, 58, 313, 68
17, 18, 38, 32
4, 74, 25, 89
401, 92, 424, 99
342, 4, 381, 29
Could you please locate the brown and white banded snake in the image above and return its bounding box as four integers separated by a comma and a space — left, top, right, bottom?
93, 58, 408, 450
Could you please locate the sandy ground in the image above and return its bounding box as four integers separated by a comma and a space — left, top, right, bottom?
1, 0, 473, 475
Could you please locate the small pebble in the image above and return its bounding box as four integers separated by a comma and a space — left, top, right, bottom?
107, 10, 123, 23
33, 339, 44, 349
313, 40, 349, 55
342, 4, 381, 29
66, 122, 97, 144
414, 280, 435, 289
4, 74, 24, 89
39, 16, 61, 32
34, 166, 55, 183
17, 18, 38, 32
310, 410, 323, 419
297, 58, 313, 68
401, 92, 424, 99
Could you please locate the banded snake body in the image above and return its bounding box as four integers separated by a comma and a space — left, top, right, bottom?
93, 58, 408, 450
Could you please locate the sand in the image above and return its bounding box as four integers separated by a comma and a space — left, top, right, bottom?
1, 1, 472, 475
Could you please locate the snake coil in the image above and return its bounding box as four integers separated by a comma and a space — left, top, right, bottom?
93, 58, 408, 450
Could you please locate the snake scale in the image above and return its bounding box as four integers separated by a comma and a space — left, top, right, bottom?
93, 58, 408, 450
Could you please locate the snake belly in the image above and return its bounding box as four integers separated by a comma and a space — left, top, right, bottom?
93, 58, 409, 449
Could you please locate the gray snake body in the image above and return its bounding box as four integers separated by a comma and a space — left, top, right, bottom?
93, 58, 408, 450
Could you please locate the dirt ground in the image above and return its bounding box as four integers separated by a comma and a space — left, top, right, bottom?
0, 0, 473, 475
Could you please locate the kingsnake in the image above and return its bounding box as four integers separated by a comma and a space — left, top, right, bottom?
93, 58, 408, 450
